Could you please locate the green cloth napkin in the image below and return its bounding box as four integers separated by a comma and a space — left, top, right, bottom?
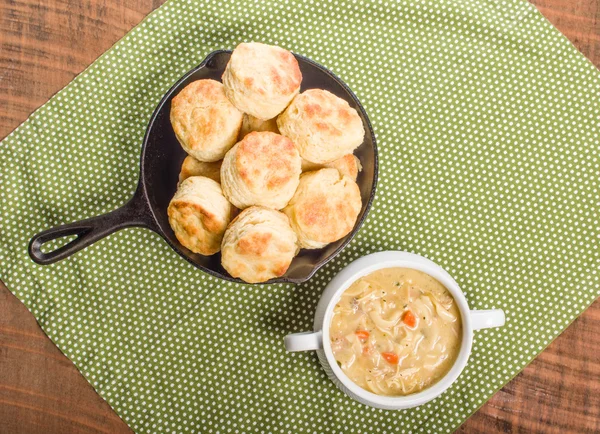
1, 0, 599, 432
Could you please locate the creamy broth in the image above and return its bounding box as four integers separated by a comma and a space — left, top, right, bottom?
330, 268, 462, 396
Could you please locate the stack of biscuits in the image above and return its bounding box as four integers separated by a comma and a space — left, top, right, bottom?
168, 42, 364, 283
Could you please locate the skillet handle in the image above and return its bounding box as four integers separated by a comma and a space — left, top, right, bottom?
28, 186, 157, 265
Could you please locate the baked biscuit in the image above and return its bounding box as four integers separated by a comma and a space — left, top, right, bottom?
222, 42, 302, 120
170, 79, 243, 162
238, 114, 279, 140
221, 206, 299, 283
283, 168, 362, 249
168, 176, 233, 255
221, 131, 301, 210
301, 154, 362, 181
277, 89, 365, 164
179, 156, 222, 184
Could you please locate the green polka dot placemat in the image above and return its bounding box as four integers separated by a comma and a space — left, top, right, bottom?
1, 0, 599, 432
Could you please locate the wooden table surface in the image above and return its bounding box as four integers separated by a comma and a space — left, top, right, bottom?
0, 1, 599, 432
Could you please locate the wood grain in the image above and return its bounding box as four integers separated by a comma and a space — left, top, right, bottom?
0, 0, 599, 432
458, 302, 600, 433
0, 283, 132, 434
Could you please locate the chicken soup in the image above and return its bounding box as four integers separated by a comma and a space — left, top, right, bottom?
330, 268, 462, 396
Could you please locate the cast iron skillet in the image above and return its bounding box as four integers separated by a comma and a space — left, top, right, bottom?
28, 50, 378, 284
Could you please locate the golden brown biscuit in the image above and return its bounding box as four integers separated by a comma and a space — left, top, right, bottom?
300, 154, 362, 181
222, 42, 302, 120
221, 131, 302, 210
238, 114, 280, 140
277, 89, 365, 164
168, 176, 233, 255
170, 79, 243, 162
178, 156, 222, 184
283, 168, 362, 249
221, 206, 299, 283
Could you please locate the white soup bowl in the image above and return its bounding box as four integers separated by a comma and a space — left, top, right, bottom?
284, 251, 505, 409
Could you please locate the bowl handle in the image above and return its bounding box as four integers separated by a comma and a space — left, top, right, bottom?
28, 185, 157, 265
284, 330, 323, 352
470, 309, 506, 330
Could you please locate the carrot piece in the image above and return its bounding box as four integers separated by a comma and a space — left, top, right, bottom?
402, 310, 417, 328
362, 346, 371, 355
381, 352, 399, 365
355, 330, 370, 341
